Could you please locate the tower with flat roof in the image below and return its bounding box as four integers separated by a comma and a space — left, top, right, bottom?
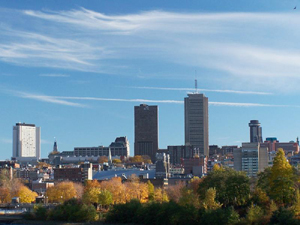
134, 104, 158, 162
12, 123, 41, 162
184, 93, 209, 156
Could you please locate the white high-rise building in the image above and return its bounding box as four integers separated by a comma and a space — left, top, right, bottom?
12, 123, 41, 161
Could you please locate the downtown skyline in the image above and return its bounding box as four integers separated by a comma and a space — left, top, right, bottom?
1, 0, 300, 160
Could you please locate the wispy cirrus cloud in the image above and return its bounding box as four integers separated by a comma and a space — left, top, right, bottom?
0, 138, 12, 144
131, 86, 272, 95
39, 73, 70, 77
10, 91, 85, 107
2, 87, 297, 108
1, 8, 300, 91
54, 95, 299, 108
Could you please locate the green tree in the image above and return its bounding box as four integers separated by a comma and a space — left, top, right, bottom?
98, 189, 113, 208
270, 207, 298, 225
291, 189, 300, 218
198, 167, 250, 206
202, 188, 222, 210
200, 207, 240, 225
179, 187, 200, 207
246, 204, 264, 225
147, 181, 154, 201
82, 187, 101, 204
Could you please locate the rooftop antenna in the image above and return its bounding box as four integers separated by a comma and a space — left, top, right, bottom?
195, 70, 198, 94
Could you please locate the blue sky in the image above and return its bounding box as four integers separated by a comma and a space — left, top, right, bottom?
1, 0, 300, 160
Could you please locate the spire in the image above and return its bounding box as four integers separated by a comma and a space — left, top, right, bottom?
53, 137, 58, 152
195, 79, 198, 94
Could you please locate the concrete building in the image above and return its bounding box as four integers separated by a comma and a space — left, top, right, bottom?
234, 143, 268, 177
249, 120, 263, 143
168, 145, 195, 165
12, 123, 41, 162
74, 137, 130, 158
134, 104, 158, 162
184, 93, 209, 156
155, 153, 170, 178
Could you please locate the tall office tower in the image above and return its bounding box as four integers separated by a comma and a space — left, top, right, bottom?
184, 93, 209, 156
134, 104, 158, 162
12, 123, 41, 162
249, 120, 263, 143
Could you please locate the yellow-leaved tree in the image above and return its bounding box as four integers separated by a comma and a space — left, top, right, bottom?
202, 187, 222, 210
18, 185, 38, 203
82, 187, 101, 204
46, 181, 78, 203
268, 148, 296, 205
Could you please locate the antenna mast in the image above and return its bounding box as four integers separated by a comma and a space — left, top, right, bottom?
195, 79, 198, 93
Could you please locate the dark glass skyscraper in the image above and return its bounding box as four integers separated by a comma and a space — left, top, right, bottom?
134, 104, 158, 162
184, 93, 209, 156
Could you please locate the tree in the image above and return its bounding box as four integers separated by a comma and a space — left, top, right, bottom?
112, 159, 122, 164
258, 149, 296, 206
73, 182, 84, 199
291, 189, 300, 218
46, 181, 78, 203
202, 188, 222, 210
0, 169, 22, 197
130, 155, 143, 163
0, 187, 10, 203
18, 185, 38, 203
142, 155, 152, 164
246, 204, 264, 225
166, 182, 185, 203
100, 177, 126, 204
179, 187, 200, 207
198, 167, 250, 206
269, 149, 296, 205
98, 190, 113, 208
36, 162, 50, 169
154, 188, 169, 203
147, 181, 155, 201
270, 207, 298, 225
98, 156, 108, 164
48, 198, 97, 222
82, 187, 101, 204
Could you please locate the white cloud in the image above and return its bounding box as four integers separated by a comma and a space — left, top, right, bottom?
54, 95, 299, 108
11, 91, 85, 107
0, 8, 300, 91
132, 86, 272, 95
0, 138, 12, 144
39, 73, 70, 77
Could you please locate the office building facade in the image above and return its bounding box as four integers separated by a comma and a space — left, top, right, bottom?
12, 123, 41, 162
134, 104, 158, 162
184, 93, 209, 156
234, 142, 268, 177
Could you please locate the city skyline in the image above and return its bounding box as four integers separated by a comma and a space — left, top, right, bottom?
1, 0, 300, 160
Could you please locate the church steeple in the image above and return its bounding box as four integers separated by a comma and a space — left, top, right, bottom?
53, 137, 58, 152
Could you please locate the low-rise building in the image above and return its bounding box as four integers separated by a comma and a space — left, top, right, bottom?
54, 163, 92, 183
